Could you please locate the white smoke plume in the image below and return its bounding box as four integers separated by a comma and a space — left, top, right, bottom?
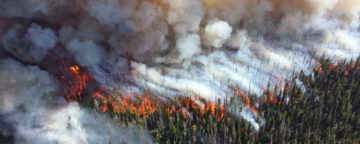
0, 0, 360, 134
0, 58, 153, 143
204, 19, 233, 48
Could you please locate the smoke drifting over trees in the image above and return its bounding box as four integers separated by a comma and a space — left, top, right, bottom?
0, 0, 360, 143
0, 59, 153, 143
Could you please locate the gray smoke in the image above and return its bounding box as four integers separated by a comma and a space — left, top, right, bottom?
1, 23, 57, 62
0, 0, 360, 134
0, 58, 153, 144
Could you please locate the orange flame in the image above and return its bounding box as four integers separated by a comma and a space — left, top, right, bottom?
93, 89, 162, 117
305, 78, 309, 84
316, 66, 323, 74
102, 105, 108, 112
70, 66, 79, 74
217, 104, 224, 122
169, 105, 175, 115
93, 90, 227, 121
251, 106, 258, 115
270, 93, 274, 103
59, 62, 91, 101
92, 78, 291, 122
278, 99, 282, 106
232, 88, 259, 115
178, 108, 188, 119
210, 102, 216, 117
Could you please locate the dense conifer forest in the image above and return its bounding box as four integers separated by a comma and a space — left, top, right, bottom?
85, 57, 360, 144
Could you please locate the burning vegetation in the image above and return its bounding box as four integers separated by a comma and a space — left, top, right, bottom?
1, 0, 360, 143
55, 56, 360, 143
54, 56, 294, 143
38, 51, 360, 144
57, 58, 241, 123
58, 61, 93, 101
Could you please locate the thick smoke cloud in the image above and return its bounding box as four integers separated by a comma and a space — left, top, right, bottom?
1, 23, 57, 62
204, 19, 233, 48
0, 0, 360, 134
0, 58, 153, 143
66, 39, 105, 67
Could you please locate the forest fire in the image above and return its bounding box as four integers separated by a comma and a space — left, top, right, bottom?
93, 89, 227, 121
231, 85, 285, 116
92, 84, 284, 122
232, 87, 259, 115
1, 0, 360, 143
57, 58, 290, 124
56, 58, 230, 121
59, 61, 92, 101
